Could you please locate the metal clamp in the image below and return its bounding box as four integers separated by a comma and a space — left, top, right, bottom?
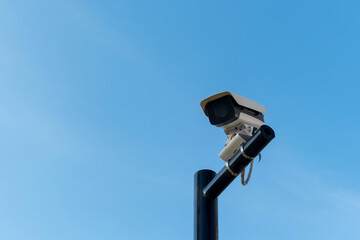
225, 145, 257, 177
240, 144, 255, 160
226, 161, 239, 177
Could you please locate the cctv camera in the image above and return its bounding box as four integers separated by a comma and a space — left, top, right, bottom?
201, 91, 267, 161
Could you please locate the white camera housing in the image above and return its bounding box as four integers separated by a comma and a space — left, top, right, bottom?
201, 91, 267, 161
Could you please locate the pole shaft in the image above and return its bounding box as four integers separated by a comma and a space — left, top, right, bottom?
194, 170, 218, 240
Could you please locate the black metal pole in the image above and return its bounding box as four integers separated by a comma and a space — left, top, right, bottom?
194, 170, 218, 240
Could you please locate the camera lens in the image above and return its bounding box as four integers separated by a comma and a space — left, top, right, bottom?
206, 95, 237, 126
214, 104, 228, 118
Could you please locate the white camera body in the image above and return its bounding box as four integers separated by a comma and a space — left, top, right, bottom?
200, 91, 267, 161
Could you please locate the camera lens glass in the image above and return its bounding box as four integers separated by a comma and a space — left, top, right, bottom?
205, 95, 237, 126
214, 104, 228, 118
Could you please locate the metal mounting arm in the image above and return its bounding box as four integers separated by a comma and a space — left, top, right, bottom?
203, 125, 275, 200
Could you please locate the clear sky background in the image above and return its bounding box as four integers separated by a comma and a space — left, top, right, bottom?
1, 0, 360, 239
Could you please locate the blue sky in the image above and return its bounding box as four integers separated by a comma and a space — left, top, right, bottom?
1, 0, 360, 239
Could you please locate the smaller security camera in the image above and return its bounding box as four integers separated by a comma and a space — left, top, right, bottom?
201, 91, 267, 162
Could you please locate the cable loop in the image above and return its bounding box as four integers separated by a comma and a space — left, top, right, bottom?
241, 153, 261, 186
